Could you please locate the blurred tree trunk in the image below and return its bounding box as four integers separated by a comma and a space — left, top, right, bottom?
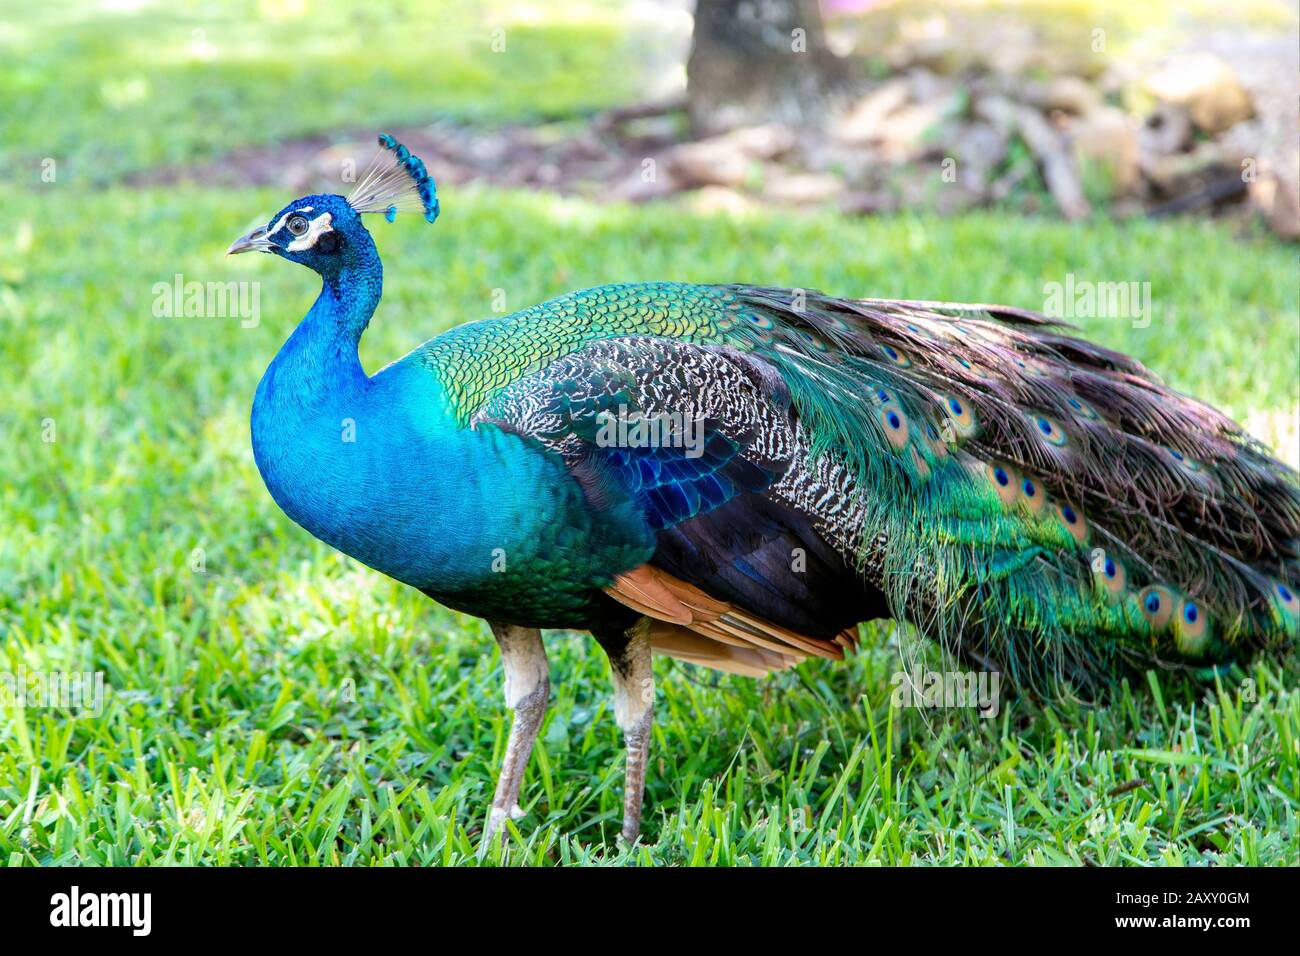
687, 0, 848, 135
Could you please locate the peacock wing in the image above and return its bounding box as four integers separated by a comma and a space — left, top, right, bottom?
471, 335, 884, 672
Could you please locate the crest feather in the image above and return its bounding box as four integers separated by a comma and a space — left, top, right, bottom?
346, 134, 440, 224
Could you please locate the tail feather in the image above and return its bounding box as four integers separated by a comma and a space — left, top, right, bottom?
711, 284, 1299, 691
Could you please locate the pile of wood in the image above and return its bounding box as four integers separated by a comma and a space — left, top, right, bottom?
652, 49, 1297, 238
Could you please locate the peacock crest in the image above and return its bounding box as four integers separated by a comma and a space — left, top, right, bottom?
346, 133, 440, 224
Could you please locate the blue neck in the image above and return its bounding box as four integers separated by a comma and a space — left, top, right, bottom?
266, 260, 382, 407
249, 247, 632, 608
252, 249, 503, 593
251, 253, 387, 540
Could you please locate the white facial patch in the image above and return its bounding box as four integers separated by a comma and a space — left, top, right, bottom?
285, 211, 334, 252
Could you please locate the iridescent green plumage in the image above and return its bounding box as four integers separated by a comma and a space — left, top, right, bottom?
416, 283, 738, 422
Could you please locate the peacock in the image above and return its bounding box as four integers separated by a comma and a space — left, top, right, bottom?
230, 134, 1300, 844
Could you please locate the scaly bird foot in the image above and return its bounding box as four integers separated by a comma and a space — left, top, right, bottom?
595, 618, 655, 846
482, 623, 549, 847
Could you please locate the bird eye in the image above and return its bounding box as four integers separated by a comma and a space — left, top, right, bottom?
287, 216, 309, 236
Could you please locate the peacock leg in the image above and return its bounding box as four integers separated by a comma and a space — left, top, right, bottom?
595, 618, 655, 845
484, 622, 549, 843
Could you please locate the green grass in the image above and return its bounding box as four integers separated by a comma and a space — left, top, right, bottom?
0, 0, 642, 185
1, 184, 1297, 864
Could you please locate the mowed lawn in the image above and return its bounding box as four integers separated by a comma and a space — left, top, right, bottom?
1, 184, 1297, 865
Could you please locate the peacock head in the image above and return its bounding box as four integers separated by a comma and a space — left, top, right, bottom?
227, 134, 439, 276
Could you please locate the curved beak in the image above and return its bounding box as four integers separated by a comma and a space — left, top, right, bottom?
227, 226, 273, 256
